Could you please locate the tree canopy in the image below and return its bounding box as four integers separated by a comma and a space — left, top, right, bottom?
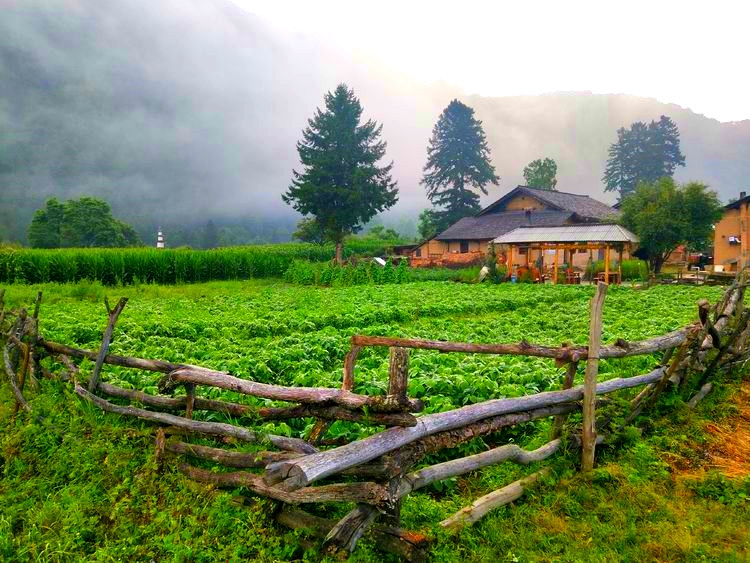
28, 197, 142, 248
421, 99, 499, 234
604, 115, 686, 201
523, 158, 557, 190
282, 84, 398, 262
620, 178, 722, 273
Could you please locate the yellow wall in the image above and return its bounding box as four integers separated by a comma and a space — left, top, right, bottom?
503, 195, 549, 211
714, 206, 746, 271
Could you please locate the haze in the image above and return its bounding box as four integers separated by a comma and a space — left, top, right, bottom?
1, 0, 749, 244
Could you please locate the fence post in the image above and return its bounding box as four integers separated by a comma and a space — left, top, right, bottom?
582, 282, 607, 472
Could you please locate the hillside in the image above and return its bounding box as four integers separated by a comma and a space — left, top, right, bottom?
2, 0, 749, 243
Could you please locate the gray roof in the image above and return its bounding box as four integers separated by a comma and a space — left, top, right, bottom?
479, 186, 618, 220
435, 210, 575, 241
493, 224, 639, 245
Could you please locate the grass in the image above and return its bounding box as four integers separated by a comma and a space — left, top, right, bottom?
1, 280, 748, 561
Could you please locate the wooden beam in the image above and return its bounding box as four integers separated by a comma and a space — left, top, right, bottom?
553, 247, 559, 285
582, 282, 607, 472
604, 245, 610, 284
265, 368, 665, 490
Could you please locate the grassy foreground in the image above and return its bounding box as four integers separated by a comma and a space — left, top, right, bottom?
1, 280, 748, 561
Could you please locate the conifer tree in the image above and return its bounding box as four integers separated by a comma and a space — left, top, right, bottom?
421, 100, 499, 233
283, 84, 398, 263
604, 115, 685, 200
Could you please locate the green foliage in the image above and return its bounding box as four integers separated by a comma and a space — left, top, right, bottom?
28, 197, 142, 249
2, 280, 742, 562
586, 259, 649, 281
620, 178, 723, 273
0, 243, 402, 286
27, 198, 64, 248
283, 258, 410, 287
417, 208, 439, 240
421, 99, 499, 233
282, 84, 398, 255
604, 115, 686, 200
522, 157, 558, 190
291, 217, 325, 244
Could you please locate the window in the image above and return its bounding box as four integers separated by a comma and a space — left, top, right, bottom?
518, 246, 528, 256
459, 241, 469, 253
415, 248, 422, 257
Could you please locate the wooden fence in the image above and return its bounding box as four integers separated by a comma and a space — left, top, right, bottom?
2, 271, 749, 561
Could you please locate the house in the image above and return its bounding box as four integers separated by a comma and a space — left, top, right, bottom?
411, 186, 619, 268
714, 191, 750, 272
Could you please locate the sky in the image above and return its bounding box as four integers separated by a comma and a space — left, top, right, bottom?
231, 0, 750, 123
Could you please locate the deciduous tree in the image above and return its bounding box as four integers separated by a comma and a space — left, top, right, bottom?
282, 84, 398, 263
421, 100, 499, 233
523, 158, 557, 190
620, 178, 721, 273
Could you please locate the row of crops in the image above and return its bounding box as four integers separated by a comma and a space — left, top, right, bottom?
0, 241, 398, 285
12, 281, 722, 440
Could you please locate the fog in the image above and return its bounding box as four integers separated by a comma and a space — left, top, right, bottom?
2, 0, 749, 243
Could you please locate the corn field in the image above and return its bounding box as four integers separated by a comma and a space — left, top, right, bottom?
0, 242, 398, 285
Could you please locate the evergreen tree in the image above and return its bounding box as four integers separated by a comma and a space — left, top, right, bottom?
282, 84, 398, 263
603, 115, 685, 200
523, 158, 558, 190
421, 100, 499, 232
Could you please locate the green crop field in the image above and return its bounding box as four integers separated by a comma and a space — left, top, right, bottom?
1, 280, 749, 562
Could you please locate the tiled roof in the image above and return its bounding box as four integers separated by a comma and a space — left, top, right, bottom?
434, 210, 575, 241
478, 186, 618, 220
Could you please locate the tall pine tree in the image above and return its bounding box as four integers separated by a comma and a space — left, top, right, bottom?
421, 100, 499, 233
283, 84, 398, 263
603, 115, 685, 201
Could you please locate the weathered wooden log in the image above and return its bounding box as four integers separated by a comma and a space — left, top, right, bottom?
73, 383, 317, 454
161, 366, 424, 413
687, 382, 713, 408
178, 463, 392, 505
265, 369, 665, 490
4, 341, 31, 412
165, 440, 302, 468
89, 297, 128, 392
344, 404, 577, 480
342, 345, 361, 391
582, 282, 607, 472
40, 339, 178, 373
387, 347, 410, 408
439, 468, 550, 530
396, 439, 562, 498
276, 508, 428, 563
89, 380, 417, 426
323, 504, 378, 554
351, 328, 690, 362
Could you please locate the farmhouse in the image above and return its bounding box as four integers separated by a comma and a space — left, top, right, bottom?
714, 191, 750, 272
411, 186, 619, 268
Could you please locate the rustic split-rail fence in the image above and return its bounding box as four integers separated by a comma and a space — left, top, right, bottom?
2, 272, 750, 561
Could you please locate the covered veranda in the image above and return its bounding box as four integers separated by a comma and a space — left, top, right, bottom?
492, 224, 639, 284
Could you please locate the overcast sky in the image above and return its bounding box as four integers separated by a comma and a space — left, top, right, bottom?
232, 0, 750, 123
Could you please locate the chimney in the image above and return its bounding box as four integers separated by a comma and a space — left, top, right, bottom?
741, 191, 747, 200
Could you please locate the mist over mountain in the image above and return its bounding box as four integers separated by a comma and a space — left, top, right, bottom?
2, 0, 749, 244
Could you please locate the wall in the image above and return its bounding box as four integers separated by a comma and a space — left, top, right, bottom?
714, 207, 744, 271
502, 195, 549, 212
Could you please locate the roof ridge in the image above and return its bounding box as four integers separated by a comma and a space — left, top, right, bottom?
519, 185, 594, 198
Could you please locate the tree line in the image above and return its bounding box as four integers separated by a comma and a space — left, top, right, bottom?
24, 82, 722, 272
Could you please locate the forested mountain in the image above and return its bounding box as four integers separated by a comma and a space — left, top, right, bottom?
2, 0, 749, 243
